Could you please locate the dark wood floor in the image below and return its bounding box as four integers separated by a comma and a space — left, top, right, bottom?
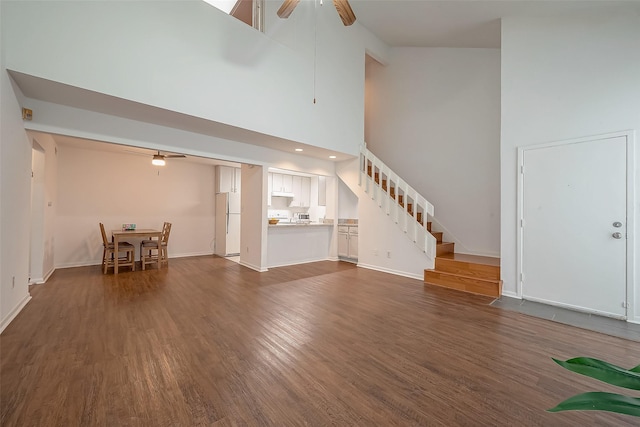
1, 256, 638, 426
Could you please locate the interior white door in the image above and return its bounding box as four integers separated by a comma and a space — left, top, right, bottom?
522, 136, 627, 318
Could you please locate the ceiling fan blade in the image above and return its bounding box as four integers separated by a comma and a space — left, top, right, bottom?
333, 0, 356, 26
165, 154, 186, 158
277, 0, 300, 19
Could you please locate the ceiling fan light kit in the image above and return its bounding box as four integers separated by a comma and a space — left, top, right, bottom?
151, 151, 186, 166
152, 154, 166, 166
277, 0, 355, 25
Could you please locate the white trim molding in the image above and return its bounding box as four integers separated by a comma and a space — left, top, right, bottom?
0, 295, 32, 334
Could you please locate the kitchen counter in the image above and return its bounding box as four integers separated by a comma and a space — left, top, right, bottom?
267, 222, 334, 267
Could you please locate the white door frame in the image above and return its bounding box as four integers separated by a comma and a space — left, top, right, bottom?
516, 130, 636, 321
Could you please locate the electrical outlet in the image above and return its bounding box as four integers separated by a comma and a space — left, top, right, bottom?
387, 251, 391, 258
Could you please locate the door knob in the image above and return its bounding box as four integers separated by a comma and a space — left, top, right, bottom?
613, 222, 622, 228
612, 232, 622, 239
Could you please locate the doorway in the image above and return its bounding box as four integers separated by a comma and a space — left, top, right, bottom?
518, 134, 631, 319
30, 141, 46, 284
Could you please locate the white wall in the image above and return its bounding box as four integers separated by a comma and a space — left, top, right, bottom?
240, 164, 267, 272
0, 72, 32, 332
366, 48, 501, 257
338, 178, 358, 219
3, 0, 382, 156
24, 98, 338, 178
55, 143, 216, 267
501, 12, 640, 321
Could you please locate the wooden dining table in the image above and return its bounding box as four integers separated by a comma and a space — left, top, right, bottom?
112, 229, 162, 274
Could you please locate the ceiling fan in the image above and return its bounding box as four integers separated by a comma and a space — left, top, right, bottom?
277, 0, 356, 26
151, 150, 186, 166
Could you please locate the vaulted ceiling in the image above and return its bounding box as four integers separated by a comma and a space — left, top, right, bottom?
351, 0, 639, 48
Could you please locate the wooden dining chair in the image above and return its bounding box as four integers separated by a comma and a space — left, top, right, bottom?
99, 223, 135, 274
141, 222, 172, 270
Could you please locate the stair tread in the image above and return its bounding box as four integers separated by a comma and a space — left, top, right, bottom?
437, 253, 500, 266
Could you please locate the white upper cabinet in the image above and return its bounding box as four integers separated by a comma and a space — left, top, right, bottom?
216, 166, 241, 193
271, 173, 294, 193
290, 176, 311, 207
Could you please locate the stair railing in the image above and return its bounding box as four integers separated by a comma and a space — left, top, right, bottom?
359, 143, 437, 259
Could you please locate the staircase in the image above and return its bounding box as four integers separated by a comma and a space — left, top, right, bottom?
359, 144, 501, 298
359, 144, 438, 260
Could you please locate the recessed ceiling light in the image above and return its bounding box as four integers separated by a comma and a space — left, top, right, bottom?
295, 148, 303, 152
329, 155, 337, 159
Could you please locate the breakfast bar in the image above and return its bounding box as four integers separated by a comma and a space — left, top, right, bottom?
267, 222, 334, 268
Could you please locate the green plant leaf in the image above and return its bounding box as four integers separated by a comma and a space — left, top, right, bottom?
548, 392, 640, 417
552, 357, 640, 390
630, 364, 640, 374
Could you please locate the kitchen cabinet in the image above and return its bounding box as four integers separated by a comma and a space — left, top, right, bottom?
271, 173, 293, 193
290, 176, 311, 207
338, 232, 349, 257
348, 232, 358, 258
338, 225, 358, 260
216, 166, 241, 193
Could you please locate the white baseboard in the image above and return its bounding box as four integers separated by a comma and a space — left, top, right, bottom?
455, 250, 501, 259
357, 263, 424, 281
239, 260, 268, 272
55, 252, 215, 269
0, 294, 32, 334
169, 251, 214, 259
501, 290, 520, 299
267, 257, 332, 269
56, 260, 98, 269
30, 266, 56, 285
43, 266, 55, 283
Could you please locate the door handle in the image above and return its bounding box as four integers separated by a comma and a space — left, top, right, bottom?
612, 232, 622, 239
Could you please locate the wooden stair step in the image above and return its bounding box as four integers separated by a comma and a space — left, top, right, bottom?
436, 242, 454, 256
430, 231, 443, 243
424, 271, 502, 298
426, 221, 432, 232
435, 253, 500, 281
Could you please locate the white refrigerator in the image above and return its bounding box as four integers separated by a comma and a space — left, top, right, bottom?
215, 192, 241, 256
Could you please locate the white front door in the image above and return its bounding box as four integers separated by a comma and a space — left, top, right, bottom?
521, 136, 628, 318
